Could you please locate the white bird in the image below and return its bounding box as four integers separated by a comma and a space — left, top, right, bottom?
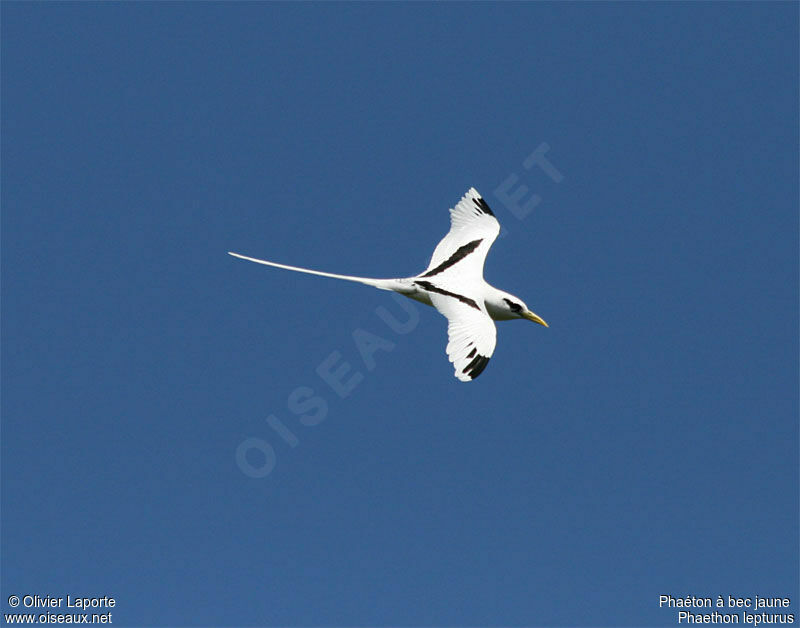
229, 187, 548, 381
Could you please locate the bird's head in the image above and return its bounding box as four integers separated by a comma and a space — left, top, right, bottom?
500, 296, 548, 327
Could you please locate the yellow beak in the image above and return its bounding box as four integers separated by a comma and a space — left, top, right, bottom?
522, 311, 549, 327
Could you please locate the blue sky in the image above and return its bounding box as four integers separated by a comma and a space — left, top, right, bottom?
2, 3, 797, 626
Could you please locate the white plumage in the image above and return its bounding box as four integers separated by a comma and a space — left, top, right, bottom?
229, 187, 547, 381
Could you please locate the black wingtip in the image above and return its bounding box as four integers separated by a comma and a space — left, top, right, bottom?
463, 354, 491, 379
473, 195, 495, 217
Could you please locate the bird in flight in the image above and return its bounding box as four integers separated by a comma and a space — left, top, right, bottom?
229, 187, 548, 381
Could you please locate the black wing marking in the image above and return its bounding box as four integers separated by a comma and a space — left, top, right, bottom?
473, 195, 495, 217
420, 238, 483, 278
414, 280, 481, 311
462, 354, 491, 379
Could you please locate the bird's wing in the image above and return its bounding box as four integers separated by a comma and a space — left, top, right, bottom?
427, 290, 497, 381
420, 188, 501, 282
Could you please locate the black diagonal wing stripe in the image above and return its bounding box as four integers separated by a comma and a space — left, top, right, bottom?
414, 280, 481, 311
420, 238, 483, 278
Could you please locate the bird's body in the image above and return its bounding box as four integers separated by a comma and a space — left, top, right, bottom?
229, 188, 547, 381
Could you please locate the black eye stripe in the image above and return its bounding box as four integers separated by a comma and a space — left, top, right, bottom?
503, 298, 523, 312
